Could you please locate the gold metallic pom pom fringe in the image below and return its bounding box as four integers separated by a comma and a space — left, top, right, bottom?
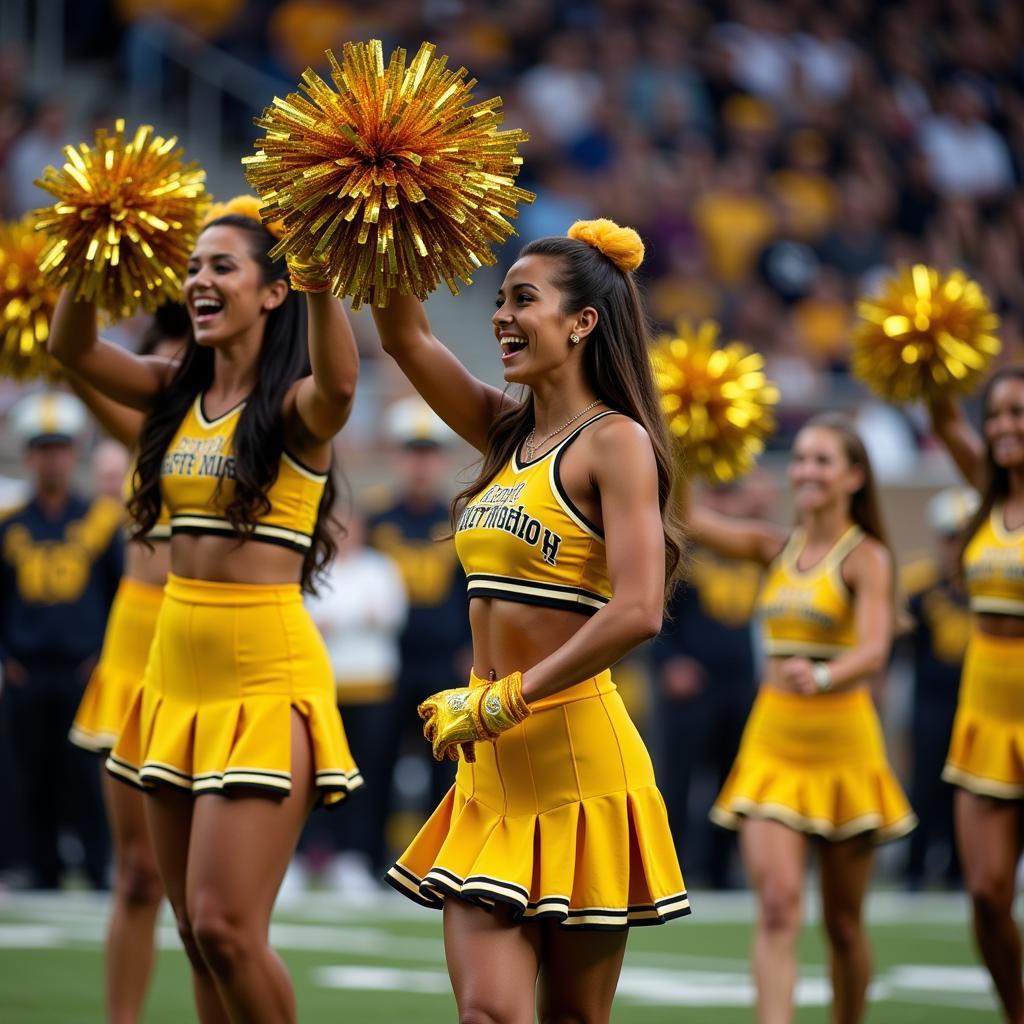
853, 264, 1000, 403
0, 215, 60, 380
33, 119, 210, 318
651, 319, 779, 483
244, 39, 535, 309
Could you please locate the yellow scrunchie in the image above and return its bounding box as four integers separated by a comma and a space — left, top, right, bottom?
567, 218, 644, 273
202, 195, 286, 239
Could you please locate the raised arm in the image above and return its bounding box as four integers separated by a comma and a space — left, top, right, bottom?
48, 291, 175, 411
927, 393, 987, 490
371, 292, 507, 452
519, 418, 667, 702
285, 291, 359, 447
686, 492, 787, 566
66, 374, 145, 448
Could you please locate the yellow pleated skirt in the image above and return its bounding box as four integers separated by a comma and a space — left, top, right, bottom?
711, 687, 916, 843
386, 670, 690, 930
70, 577, 164, 753
944, 629, 1024, 799
107, 574, 362, 806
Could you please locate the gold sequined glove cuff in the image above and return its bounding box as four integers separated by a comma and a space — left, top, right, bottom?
479, 672, 530, 738
286, 254, 332, 293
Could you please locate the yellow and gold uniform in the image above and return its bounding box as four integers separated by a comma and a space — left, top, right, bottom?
387, 413, 689, 929
107, 396, 362, 805
712, 525, 917, 842
944, 504, 1024, 798
70, 462, 169, 753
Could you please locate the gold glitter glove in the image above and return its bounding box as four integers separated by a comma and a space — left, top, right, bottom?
853, 264, 1000, 403
285, 253, 332, 293
417, 672, 530, 763
651, 319, 779, 483
34, 119, 210, 318
244, 39, 534, 309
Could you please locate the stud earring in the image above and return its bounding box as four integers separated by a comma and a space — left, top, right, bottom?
569, 332, 580, 345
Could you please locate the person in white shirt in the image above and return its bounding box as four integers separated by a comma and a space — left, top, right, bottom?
301, 509, 407, 891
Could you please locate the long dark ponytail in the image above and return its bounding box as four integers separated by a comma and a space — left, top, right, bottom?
450, 233, 684, 598
128, 213, 337, 592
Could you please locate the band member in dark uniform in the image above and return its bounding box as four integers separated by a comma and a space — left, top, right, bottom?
365, 397, 471, 866
902, 487, 978, 890
0, 391, 122, 888
651, 479, 765, 888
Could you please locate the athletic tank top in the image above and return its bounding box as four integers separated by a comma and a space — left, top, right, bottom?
759, 524, 865, 659
161, 395, 327, 554
123, 455, 171, 541
454, 411, 617, 615
963, 504, 1024, 615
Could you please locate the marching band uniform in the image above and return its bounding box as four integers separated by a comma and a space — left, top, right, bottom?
107, 394, 362, 804
712, 525, 916, 842
387, 412, 689, 929
0, 393, 121, 887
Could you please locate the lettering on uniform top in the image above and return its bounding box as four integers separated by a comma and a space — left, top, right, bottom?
162, 434, 236, 480
761, 586, 836, 630
456, 498, 563, 567
967, 546, 1024, 583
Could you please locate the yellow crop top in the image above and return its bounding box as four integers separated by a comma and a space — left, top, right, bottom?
122, 455, 171, 541
759, 524, 864, 659
453, 412, 616, 615
161, 395, 327, 554
963, 504, 1024, 616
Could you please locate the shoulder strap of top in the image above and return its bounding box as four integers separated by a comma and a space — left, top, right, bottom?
825, 524, 866, 570
554, 409, 621, 456
776, 528, 805, 571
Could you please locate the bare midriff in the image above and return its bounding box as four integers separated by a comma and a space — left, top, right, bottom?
168, 534, 305, 586
976, 611, 1024, 639
124, 538, 172, 587
469, 597, 591, 681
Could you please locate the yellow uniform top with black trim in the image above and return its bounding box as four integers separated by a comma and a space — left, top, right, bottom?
453, 412, 616, 615
122, 456, 171, 541
759, 524, 864, 659
963, 504, 1024, 616
161, 395, 326, 554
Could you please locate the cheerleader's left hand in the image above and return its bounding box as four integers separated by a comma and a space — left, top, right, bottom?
779, 657, 817, 695
417, 672, 531, 762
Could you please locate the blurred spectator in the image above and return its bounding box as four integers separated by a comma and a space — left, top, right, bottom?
518, 33, 603, 144
0, 393, 122, 890
91, 440, 130, 502
919, 76, 1014, 198
303, 508, 407, 892
650, 474, 775, 888
901, 487, 979, 890
5, 96, 69, 216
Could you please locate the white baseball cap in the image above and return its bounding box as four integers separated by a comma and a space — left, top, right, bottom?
9, 391, 87, 447
384, 396, 454, 449
928, 487, 981, 537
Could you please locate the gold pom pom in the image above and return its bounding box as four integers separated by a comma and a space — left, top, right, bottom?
853, 264, 1000, 402
34, 119, 211, 318
0, 215, 60, 380
202, 195, 285, 239
243, 39, 535, 309
568, 218, 644, 272
651, 319, 779, 483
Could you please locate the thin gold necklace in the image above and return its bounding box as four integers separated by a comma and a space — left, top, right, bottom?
523, 400, 602, 461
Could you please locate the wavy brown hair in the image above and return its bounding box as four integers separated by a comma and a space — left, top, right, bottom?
128, 214, 337, 592
450, 234, 684, 600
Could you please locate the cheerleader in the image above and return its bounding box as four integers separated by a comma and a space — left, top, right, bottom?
49, 205, 361, 1024
690, 413, 915, 1024
928, 372, 1024, 1024
373, 220, 689, 1022
67, 305, 186, 1024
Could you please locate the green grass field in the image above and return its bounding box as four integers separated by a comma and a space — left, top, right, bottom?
0, 889, 999, 1022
